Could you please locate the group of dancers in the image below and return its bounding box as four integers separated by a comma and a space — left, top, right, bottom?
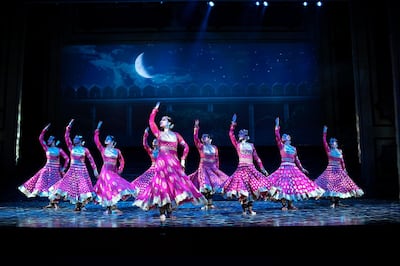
18, 102, 365, 221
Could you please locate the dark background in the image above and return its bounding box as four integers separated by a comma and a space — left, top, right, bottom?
1, 0, 399, 201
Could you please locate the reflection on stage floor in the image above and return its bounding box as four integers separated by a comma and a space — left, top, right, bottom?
1, 198, 399, 259
1, 198, 398, 228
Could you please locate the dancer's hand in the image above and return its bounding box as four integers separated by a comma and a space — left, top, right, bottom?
323, 125, 328, 133
301, 168, 309, 175
97, 121, 103, 130
261, 168, 269, 176
232, 113, 237, 123
68, 119, 74, 127
44, 123, 51, 131
194, 119, 199, 128
155, 102, 160, 109
180, 159, 186, 168
275, 117, 280, 127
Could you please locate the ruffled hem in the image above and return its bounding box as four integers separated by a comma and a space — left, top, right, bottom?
49, 189, 96, 204
270, 187, 325, 201
133, 191, 207, 211
320, 189, 364, 199
94, 189, 136, 207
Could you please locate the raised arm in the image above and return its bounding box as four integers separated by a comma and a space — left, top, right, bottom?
65, 119, 74, 151
193, 119, 202, 150
94, 121, 104, 153
322, 125, 330, 154
39, 123, 50, 151
275, 117, 283, 149
229, 114, 238, 147
149, 102, 160, 138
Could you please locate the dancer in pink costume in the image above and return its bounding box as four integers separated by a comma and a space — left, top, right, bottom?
266, 117, 324, 210
131, 127, 159, 198
49, 119, 99, 212
314, 125, 364, 208
133, 102, 206, 222
18, 123, 69, 209
222, 114, 271, 216
93, 121, 137, 214
188, 119, 230, 210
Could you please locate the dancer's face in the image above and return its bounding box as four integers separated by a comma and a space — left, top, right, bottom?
160, 116, 170, 129
330, 140, 338, 148
105, 135, 114, 145
282, 134, 291, 144
47, 136, 55, 146
73, 135, 82, 145
202, 134, 212, 144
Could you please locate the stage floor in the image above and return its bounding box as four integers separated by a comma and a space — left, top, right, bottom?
1, 198, 399, 228
1, 198, 399, 260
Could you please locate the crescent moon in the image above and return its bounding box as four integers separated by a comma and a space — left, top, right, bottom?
134, 52, 153, 79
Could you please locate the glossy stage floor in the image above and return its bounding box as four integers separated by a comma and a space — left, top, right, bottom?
1, 197, 399, 261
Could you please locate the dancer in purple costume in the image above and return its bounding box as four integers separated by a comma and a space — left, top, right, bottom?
131, 127, 159, 198
222, 114, 271, 216
93, 121, 136, 214
133, 102, 206, 222
49, 119, 98, 212
314, 125, 364, 208
18, 123, 69, 209
188, 119, 230, 210
266, 117, 324, 210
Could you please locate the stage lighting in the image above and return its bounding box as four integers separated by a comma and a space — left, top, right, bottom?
208, 1, 215, 7
303, 1, 308, 7
255, 1, 268, 7
316, 1, 323, 7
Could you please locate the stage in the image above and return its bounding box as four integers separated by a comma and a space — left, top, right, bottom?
1, 197, 399, 260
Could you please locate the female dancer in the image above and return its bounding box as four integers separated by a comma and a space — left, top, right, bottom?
93, 121, 136, 214
49, 119, 98, 212
133, 102, 206, 222
314, 125, 364, 208
18, 123, 69, 209
131, 127, 159, 198
222, 114, 271, 216
188, 119, 230, 210
266, 117, 324, 210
